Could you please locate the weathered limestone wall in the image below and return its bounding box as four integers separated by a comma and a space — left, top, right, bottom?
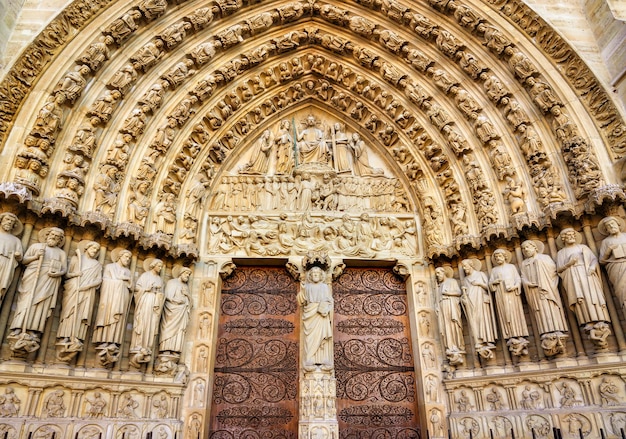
524, 0, 626, 114
0, 0, 25, 71
0, 0, 72, 73
581, 0, 626, 108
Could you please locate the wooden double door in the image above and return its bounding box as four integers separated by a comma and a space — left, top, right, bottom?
208, 267, 420, 439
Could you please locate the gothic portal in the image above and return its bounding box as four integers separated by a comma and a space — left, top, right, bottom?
0, 0, 625, 437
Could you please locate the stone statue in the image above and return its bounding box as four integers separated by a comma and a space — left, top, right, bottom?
9, 227, 66, 354
0, 213, 23, 304
520, 240, 568, 356
0, 387, 20, 417
92, 248, 132, 366
274, 120, 295, 174
350, 132, 383, 176
130, 258, 164, 368
93, 165, 119, 215
159, 265, 192, 357
460, 259, 497, 359
152, 394, 168, 418
489, 249, 529, 356
56, 240, 102, 362
598, 216, 626, 310
435, 266, 464, 366
556, 228, 611, 349
297, 115, 329, 165
331, 122, 352, 173
188, 413, 202, 439
240, 129, 272, 174
298, 266, 333, 369
599, 377, 620, 406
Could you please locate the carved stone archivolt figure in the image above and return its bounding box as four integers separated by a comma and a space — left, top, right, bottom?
56, 240, 102, 362
92, 248, 132, 366
130, 258, 164, 368
598, 216, 626, 310
0, 213, 23, 304
489, 249, 529, 356
460, 259, 497, 359
9, 227, 66, 355
154, 193, 177, 235
435, 266, 464, 366
557, 228, 611, 349
520, 240, 568, 356
298, 266, 333, 369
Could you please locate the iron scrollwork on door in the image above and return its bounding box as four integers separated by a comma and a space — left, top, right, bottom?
334, 268, 420, 439
210, 267, 299, 439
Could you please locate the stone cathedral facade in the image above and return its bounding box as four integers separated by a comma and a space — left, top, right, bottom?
0, 0, 625, 438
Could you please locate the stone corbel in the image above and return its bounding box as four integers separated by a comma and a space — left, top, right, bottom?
285, 261, 302, 281
331, 262, 345, 280
393, 261, 410, 280
218, 261, 236, 279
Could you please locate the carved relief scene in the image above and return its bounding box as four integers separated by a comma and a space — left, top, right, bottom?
205, 109, 417, 259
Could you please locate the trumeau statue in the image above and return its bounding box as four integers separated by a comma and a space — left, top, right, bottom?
557, 228, 611, 349
130, 258, 165, 368
520, 240, 568, 356
0, 213, 23, 304
56, 240, 103, 362
598, 216, 626, 310
93, 248, 132, 367
460, 259, 497, 360
435, 266, 464, 366
489, 249, 529, 357
9, 227, 66, 355
298, 264, 333, 370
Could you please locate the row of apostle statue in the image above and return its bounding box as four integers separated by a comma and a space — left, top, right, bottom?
0, 212, 192, 373
1, 208, 626, 372
436, 217, 626, 364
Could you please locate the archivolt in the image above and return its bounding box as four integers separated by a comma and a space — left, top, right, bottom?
0, 0, 624, 259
